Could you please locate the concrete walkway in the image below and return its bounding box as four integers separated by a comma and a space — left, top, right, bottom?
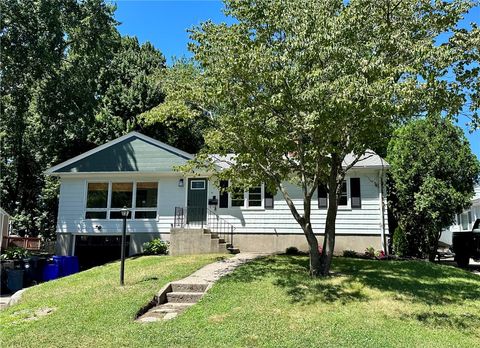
137, 252, 267, 322
0, 294, 13, 310
0, 289, 26, 310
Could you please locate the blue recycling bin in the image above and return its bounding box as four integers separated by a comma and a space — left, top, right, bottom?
42, 264, 59, 281
53, 256, 68, 277
64, 256, 79, 276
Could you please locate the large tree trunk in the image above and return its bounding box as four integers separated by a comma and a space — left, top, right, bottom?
320, 162, 341, 275
279, 182, 322, 276
302, 220, 322, 276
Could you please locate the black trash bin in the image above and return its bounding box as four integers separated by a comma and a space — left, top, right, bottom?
6, 269, 24, 293
23, 256, 46, 286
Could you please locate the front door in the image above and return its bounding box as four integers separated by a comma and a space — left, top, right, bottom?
187, 178, 208, 223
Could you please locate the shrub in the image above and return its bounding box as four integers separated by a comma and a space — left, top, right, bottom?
365, 246, 375, 258
393, 226, 408, 257
0, 246, 30, 260
142, 239, 169, 255
343, 250, 357, 258
285, 246, 300, 255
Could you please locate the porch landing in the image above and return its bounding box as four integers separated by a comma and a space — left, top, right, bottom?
169, 228, 236, 256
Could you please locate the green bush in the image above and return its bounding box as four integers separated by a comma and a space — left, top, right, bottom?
0, 246, 30, 260
285, 246, 300, 255
142, 239, 169, 255
365, 246, 375, 258
393, 226, 408, 257
343, 250, 357, 258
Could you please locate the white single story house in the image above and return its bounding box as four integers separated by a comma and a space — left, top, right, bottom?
46, 132, 389, 265
440, 185, 480, 246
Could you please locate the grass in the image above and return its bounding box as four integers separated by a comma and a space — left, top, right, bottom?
2, 255, 480, 347
0, 254, 222, 347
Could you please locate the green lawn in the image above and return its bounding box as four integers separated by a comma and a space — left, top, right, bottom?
2, 255, 480, 348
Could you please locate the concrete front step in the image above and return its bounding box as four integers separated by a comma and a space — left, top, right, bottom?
151, 302, 194, 314
166, 291, 204, 303
171, 282, 209, 293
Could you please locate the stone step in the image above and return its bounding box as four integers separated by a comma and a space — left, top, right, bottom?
218, 242, 228, 253
151, 302, 194, 314
218, 238, 226, 244
137, 310, 167, 323
166, 291, 204, 303
170, 282, 209, 293
137, 307, 182, 322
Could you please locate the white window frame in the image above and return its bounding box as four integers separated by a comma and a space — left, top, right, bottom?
84, 180, 160, 221
319, 179, 352, 210
84, 181, 110, 219
227, 182, 265, 209
338, 179, 351, 209
190, 179, 206, 190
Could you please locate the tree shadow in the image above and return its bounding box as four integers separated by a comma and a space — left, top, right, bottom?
338, 258, 480, 305
224, 256, 368, 305
225, 256, 480, 306
401, 311, 480, 331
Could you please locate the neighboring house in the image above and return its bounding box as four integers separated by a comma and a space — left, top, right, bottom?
46, 132, 389, 265
440, 185, 480, 246
0, 207, 11, 249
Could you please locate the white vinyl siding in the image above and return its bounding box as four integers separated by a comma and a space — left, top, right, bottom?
56, 171, 388, 237
57, 176, 185, 234
207, 171, 388, 236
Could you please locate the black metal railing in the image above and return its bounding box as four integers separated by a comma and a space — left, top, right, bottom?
173, 206, 235, 247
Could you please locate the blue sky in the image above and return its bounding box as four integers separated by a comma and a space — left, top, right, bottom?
114, 0, 479, 158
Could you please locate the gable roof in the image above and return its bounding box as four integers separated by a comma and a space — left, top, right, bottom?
343, 151, 389, 169
46, 132, 193, 175
209, 150, 389, 170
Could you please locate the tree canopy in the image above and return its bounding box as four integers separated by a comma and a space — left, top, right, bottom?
144, 0, 480, 275
387, 116, 479, 260
0, 0, 206, 237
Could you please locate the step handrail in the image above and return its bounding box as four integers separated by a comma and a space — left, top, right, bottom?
173, 206, 236, 247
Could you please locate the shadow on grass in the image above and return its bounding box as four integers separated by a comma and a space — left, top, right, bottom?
225, 256, 368, 305
401, 311, 480, 330
225, 256, 480, 306
340, 257, 480, 305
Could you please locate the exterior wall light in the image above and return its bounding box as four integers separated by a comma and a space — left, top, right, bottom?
178, 178, 184, 187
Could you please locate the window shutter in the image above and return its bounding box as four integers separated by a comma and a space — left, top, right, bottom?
219, 180, 228, 208
351, 178, 361, 208
318, 185, 328, 208
265, 189, 274, 209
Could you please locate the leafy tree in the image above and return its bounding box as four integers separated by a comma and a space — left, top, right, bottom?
1, 0, 205, 239
144, 0, 478, 276
93, 41, 208, 154
448, 23, 480, 130
387, 116, 479, 261
140, 61, 213, 153
1, 0, 119, 236
92, 36, 166, 141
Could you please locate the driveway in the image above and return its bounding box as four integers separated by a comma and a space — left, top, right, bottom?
437, 257, 480, 275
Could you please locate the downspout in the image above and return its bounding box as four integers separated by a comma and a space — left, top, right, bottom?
379, 164, 388, 255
